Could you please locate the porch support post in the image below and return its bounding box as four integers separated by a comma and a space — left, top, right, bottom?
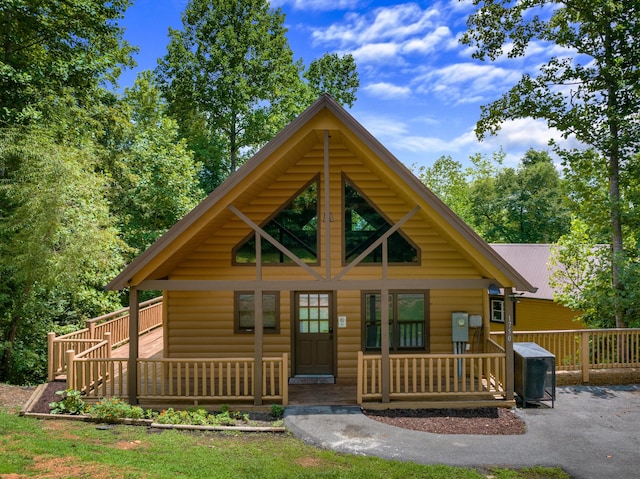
381, 240, 390, 402
504, 287, 515, 401
381, 288, 390, 402
254, 232, 263, 406
323, 129, 331, 279
128, 286, 140, 405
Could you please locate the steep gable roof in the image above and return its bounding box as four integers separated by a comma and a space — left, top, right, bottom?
107, 94, 535, 292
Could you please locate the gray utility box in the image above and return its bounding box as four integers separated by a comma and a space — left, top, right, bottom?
513, 342, 556, 408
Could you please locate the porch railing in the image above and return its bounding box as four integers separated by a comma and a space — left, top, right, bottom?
357, 350, 507, 404
48, 296, 163, 381
65, 354, 288, 405
491, 329, 640, 382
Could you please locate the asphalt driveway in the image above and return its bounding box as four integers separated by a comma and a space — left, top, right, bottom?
284, 385, 640, 479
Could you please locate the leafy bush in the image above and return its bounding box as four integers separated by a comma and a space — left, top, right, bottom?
270, 404, 285, 419
88, 397, 155, 423
154, 407, 250, 426
49, 389, 87, 415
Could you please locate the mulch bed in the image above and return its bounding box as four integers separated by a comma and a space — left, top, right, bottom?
364, 407, 526, 435
28, 380, 67, 414
5, 382, 526, 435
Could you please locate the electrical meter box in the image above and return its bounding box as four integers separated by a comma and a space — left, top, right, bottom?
451, 312, 469, 342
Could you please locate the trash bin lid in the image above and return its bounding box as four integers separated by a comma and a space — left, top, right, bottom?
513, 342, 555, 358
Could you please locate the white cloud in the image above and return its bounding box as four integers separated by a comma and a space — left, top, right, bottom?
350, 42, 402, 63
271, 0, 360, 11
414, 62, 523, 104
363, 82, 411, 99
312, 3, 441, 49
402, 26, 455, 55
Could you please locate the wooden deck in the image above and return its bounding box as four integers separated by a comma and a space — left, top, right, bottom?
112, 328, 358, 406
112, 327, 164, 359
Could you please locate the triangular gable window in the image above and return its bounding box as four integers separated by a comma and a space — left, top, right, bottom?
344, 178, 418, 264
234, 178, 318, 264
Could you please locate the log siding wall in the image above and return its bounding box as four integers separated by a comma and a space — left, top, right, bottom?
162, 133, 491, 380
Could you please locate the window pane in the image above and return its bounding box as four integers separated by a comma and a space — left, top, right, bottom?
397, 293, 424, 322
300, 321, 308, 333
237, 292, 278, 331
235, 181, 318, 264
364, 293, 393, 350
344, 180, 418, 263
239, 311, 254, 329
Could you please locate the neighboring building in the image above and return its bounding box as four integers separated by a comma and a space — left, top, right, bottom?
107, 95, 535, 406
489, 244, 585, 332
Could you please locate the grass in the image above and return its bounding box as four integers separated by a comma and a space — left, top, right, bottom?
0, 409, 570, 479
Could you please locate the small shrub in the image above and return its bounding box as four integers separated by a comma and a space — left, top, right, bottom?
154, 407, 251, 426
271, 404, 285, 419
49, 389, 87, 415
88, 397, 155, 423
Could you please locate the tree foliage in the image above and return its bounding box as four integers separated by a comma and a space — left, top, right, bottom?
108, 71, 204, 258
0, 128, 126, 383
0, 0, 135, 124
462, 0, 640, 326
549, 219, 640, 328
417, 155, 472, 224
156, 0, 359, 193
155, 0, 302, 190
418, 150, 570, 244
304, 53, 359, 108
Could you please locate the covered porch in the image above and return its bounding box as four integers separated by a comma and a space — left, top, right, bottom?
47, 296, 514, 409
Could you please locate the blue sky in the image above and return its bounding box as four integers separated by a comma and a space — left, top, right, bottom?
119, 0, 579, 170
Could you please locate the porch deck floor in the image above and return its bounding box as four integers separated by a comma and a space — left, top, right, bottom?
288, 381, 358, 406
112, 327, 164, 359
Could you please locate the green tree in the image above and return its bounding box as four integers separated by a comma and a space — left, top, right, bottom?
416, 155, 472, 223
155, 0, 302, 191
464, 150, 570, 243
303, 53, 359, 107
155, 1, 359, 193
108, 71, 205, 257
0, 129, 126, 383
0, 0, 135, 124
462, 1, 640, 327
549, 219, 640, 328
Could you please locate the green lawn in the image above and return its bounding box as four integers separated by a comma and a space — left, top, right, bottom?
0, 409, 569, 479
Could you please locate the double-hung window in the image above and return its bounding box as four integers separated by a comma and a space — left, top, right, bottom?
363, 291, 428, 351
235, 291, 279, 333
490, 298, 505, 323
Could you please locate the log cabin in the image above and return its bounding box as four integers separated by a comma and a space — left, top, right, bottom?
106, 94, 537, 407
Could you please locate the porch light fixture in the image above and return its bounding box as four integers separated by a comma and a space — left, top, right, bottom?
488, 283, 501, 296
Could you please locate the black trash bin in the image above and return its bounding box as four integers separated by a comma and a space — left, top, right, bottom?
513, 342, 555, 408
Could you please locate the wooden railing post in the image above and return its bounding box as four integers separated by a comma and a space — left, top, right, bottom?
128, 287, 140, 405
581, 331, 590, 383
66, 350, 75, 391
104, 332, 112, 358
47, 332, 56, 381
88, 321, 96, 339
282, 353, 289, 406
357, 351, 363, 404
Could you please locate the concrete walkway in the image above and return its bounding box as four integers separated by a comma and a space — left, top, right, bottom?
284, 385, 640, 479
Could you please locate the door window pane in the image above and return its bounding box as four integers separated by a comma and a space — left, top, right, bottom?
298, 293, 331, 335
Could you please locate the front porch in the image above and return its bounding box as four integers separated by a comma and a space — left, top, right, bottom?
47, 298, 514, 409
